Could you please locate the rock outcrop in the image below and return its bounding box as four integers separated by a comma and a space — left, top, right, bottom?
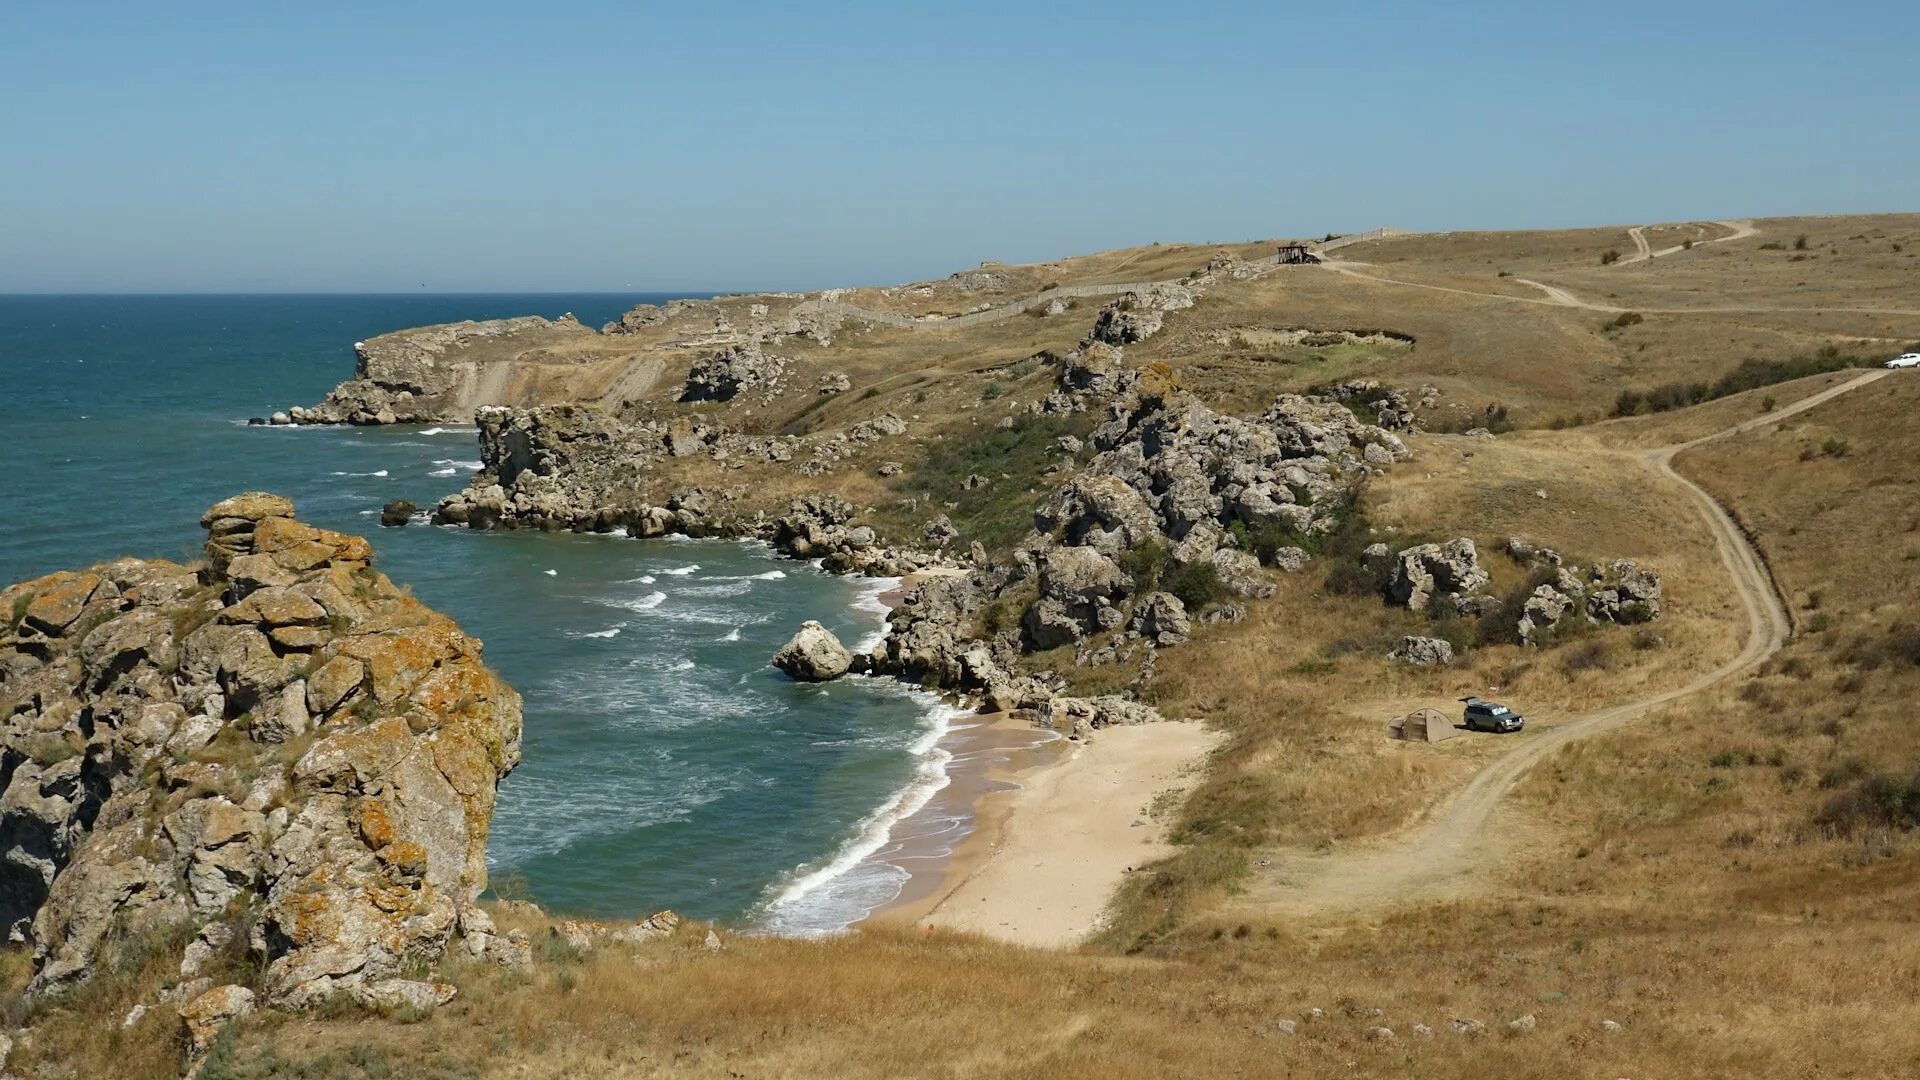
0, 495, 523, 1007
681, 343, 788, 403
772, 621, 853, 681
1384, 539, 1490, 613
1503, 541, 1666, 645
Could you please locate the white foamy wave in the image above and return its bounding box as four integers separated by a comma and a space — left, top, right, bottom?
669, 659, 695, 672
570, 625, 624, 639
717, 628, 741, 642
432, 458, 483, 470
544, 569, 558, 577
329, 469, 389, 478
428, 467, 457, 477
711, 569, 788, 582
661, 564, 700, 576
757, 697, 964, 937
419, 426, 478, 436
850, 576, 901, 653
677, 582, 751, 598
602, 591, 667, 612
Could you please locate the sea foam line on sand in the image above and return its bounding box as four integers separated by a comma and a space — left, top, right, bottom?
754, 569, 948, 935
757, 694, 963, 936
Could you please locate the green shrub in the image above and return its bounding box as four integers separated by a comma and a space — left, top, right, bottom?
1166, 561, 1224, 612
1118, 540, 1170, 594
6, 592, 32, 635
1794, 234, 1809, 250
1600, 249, 1621, 265
1561, 637, 1617, 673
1604, 311, 1644, 331
1227, 519, 1317, 564
1816, 769, 1920, 835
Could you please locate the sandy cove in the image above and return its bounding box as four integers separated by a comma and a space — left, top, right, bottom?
876, 718, 1217, 946
863, 571, 1221, 947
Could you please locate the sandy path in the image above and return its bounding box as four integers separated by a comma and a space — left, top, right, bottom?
1618, 218, 1756, 266
908, 721, 1220, 947
1242, 369, 1889, 918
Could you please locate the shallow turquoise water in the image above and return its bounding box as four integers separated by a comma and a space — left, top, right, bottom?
0, 294, 948, 928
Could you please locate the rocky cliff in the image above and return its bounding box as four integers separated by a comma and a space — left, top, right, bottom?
0, 494, 523, 1008
288, 314, 660, 425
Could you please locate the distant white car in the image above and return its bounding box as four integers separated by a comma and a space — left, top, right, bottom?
1887, 353, 1920, 369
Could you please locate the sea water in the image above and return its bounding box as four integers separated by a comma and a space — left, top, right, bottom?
0, 293, 955, 930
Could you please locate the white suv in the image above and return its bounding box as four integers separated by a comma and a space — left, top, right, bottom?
1887, 353, 1920, 369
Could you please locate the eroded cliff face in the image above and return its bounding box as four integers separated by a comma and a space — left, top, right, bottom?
291, 315, 662, 425
0, 494, 523, 1006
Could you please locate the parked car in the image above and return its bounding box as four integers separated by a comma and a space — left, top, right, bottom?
1886, 353, 1920, 369
1461, 697, 1525, 733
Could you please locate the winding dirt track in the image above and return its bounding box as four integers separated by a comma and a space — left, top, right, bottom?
1245, 369, 1889, 918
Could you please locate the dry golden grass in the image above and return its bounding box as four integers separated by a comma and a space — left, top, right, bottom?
197, 891, 1920, 1079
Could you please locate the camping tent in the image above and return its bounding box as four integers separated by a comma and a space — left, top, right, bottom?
1386, 708, 1457, 743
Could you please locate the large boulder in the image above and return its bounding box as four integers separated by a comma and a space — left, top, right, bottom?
1129, 592, 1192, 647
1518, 584, 1577, 644
1393, 636, 1454, 665
772, 621, 854, 681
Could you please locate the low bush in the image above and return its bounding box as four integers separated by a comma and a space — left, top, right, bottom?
1816, 768, 1920, 836
1166, 561, 1224, 612
1118, 540, 1170, 595
1610, 346, 1868, 417
1600, 249, 1622, 265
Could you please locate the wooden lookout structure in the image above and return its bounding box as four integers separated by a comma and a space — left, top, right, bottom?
1277, 243, 1322, 265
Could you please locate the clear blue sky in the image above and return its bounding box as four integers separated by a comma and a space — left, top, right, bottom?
2, 2, 1915, 293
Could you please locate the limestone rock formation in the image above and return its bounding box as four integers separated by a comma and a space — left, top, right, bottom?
0, 494, 523, 1006
1387, 539, 1490, 613
1586, 561, 1663, 624
1089, 299, 1164, 346
681, 343, 788, 402
772, 621, 854, 681
1129, 592, 1192, 647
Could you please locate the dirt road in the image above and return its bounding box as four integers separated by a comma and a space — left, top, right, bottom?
1242, 369, 1890, 918
1323, 221, 1920, 317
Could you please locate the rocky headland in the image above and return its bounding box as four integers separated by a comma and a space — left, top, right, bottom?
0, 495, 525, 1054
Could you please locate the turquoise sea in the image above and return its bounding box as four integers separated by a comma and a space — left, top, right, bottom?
0, 294, 958, 932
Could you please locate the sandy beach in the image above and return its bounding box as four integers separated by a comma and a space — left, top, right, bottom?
875, 718, 1219, 947
865, 568, 1219, 947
